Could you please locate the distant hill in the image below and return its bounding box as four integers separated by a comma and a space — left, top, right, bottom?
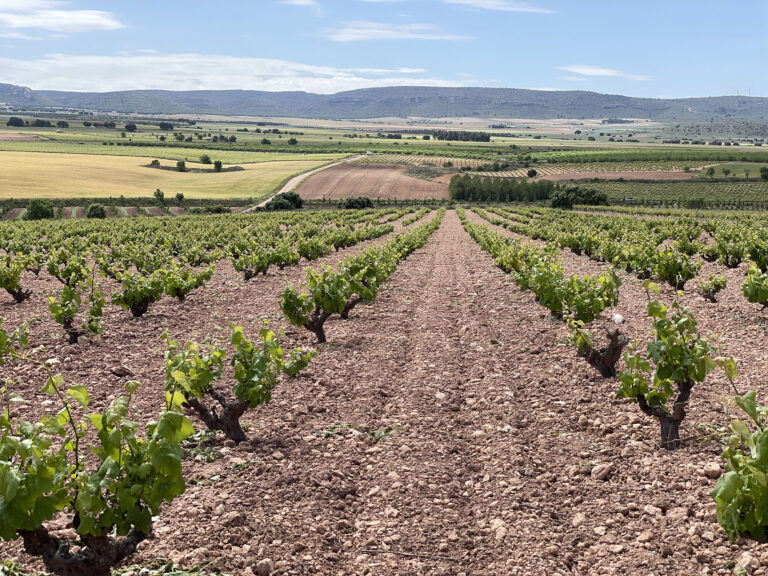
1, 83, 767, 120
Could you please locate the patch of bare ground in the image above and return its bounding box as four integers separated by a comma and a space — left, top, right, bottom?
296, 164, 449, 200
1, 208, 23, 220
0, 133, 48, 141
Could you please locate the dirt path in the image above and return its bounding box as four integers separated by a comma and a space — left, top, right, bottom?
245, 155, 363, 211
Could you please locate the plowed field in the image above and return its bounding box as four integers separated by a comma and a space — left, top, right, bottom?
296, 164, 449, 200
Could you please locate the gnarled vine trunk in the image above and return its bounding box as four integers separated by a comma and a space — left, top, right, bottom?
129, 297, 154, 318
341, 296, 363, 320
579, 328, 628, 378
186, 396, 248, 443
7, 287, 31, 303
304, 309, 331, 343
19, 525, 147, 576
637, 380, 692, 451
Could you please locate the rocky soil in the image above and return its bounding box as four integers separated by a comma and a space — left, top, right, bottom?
2, 210, 768, 575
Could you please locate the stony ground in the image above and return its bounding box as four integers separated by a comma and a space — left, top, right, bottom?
2, 210, 768, 576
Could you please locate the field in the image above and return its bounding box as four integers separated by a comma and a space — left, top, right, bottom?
295, 164, 449, 200
0, 151, 338, 200
587, 180, 768, 204
0, 139, 348, 165
3, 207, 768, 575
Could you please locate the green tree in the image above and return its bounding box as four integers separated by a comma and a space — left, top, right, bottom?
124, 122, 137, 132
176, 161, 186, 172
24, 200, 54, 220
214, 160, 223, 172
6, 116, 24, 127
199, 154, 211, 164
154, 188, 165, 204
760, 167, 768, 181
706, 167, 716, 179
86, 203, 106, 219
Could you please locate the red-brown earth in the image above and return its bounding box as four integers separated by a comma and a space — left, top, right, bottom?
296, 165, 449, 200
1, 210, 768, 575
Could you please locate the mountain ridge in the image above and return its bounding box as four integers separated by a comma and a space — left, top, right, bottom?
1, 83, 767, 120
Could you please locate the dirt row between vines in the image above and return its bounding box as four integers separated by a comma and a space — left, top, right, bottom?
4, 209, 768, 575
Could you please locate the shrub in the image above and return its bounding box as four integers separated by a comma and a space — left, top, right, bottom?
199, 154, 211, 164
551, 186, 608, 210
24, 199, 54, 220
154, 188, 165, 203
175, 192, 184, 202
214, 160, 223, 172
338, 196, 374, 210
176, 160, 186, 172
150, 159, 160, 166
124, 122, 137, 132
6, 116, 24, 127
85, 203, 107, 219
266, 191, 304, 211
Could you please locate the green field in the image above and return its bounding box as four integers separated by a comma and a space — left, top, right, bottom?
699, 162, 768, 178
0, 151, 337, 200
0, 140, 348, 164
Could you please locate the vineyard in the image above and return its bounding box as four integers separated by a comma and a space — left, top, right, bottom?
2, 205, 768, 575
353, 154, 483, 169
587, 180, 768, 204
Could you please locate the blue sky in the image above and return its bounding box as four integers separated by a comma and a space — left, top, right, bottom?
0, 1, 765, 97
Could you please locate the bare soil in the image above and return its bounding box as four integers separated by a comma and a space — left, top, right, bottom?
296, 164, 449, 200
0, 133, 47, 141
0, 208, 24, 221
2, 210, 768, 575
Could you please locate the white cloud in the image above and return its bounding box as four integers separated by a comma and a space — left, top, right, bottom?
0, 0, 123, 33
279, 0, 318, 5
558, 65, 651, 81
0, 52, 465, 93
327, 21, 470, 42
443, 0, 554, 13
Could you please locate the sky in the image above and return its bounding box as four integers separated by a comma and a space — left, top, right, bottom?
0, 0, 765, 98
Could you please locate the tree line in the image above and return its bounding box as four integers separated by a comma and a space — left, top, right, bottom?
432, 130, 491, 142
449, 174, 555, 202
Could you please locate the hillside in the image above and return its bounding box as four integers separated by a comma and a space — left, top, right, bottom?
1, 83, 768, 120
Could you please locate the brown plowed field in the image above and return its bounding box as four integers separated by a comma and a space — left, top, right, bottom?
296, 164, 449, 200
